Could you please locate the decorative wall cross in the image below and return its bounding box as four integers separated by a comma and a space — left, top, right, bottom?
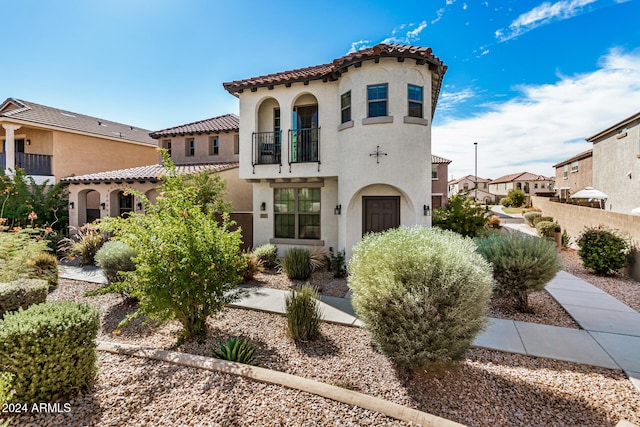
369, 145, 388, 164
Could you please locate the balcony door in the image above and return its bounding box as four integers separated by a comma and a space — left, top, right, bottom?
291, 105, 318, 163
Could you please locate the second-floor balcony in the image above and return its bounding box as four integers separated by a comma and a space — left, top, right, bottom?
0, 152, 53, 176
288, 127, 320, 165
252, 131, 282, 169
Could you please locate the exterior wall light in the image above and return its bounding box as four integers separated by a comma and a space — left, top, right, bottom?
334, 204, 342, 215
137, 202, 143, 210
260, 202, 266, 211
423, 204, 431, 216
100, 203, 106, 210
69, 201, 74, 209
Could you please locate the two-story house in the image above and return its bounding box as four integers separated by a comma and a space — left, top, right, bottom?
552, 149, 593, 200
448, 175, 494, 204
431, 155, 452, 208
488, 172, 554, 200
0, 98, 157, 184
587, 112, 640, 214
63, 114, 253, 247
223, 43, 447, 255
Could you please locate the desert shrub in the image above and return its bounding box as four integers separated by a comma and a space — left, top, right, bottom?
212, 336, 260, 365
523, 211, 542, 227
59, 224, 107, 266
486, 214, 501, 229
562, 230, 571, 248
280, 248, 312, 280
285, 284, 322, 341
476, 233, 561, 312
536, 221, 559, 239
241, 252, 264, 282
97, 152, 244, 342
309, 247, 329, 272
253, 243, 278, 269
0, 228, 51, 283
348, 226, 493, 371
533, 215, 554, 226
328, 249, 347, 278
499, 197, 508, 206
0, 279, 48, 316
505, 189, 526, 207
94, 240, 137, 284
29, 252, 59, 288
0, 301, 99, 403
433, 193, 488, 238
577, 226, 631, 276
0, 371, 14, 406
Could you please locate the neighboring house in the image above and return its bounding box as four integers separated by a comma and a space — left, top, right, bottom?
552, 149, 593, 200
488, 172, 554, 199
431, 154, 451, 208
0, 98, 157, 184
63, 114, 253, 246
448, 174, 494, 203
587, 112, 640, 214
223, 43, 447, 256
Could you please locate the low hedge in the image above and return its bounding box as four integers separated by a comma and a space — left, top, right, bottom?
0, 301, 100, 403
0, 279, 48, 316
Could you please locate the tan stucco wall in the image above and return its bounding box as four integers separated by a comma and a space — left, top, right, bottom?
162, 131, 239, 165
554, 156, 593, 194
432, 163, 449, 205
0, 128, 54, 155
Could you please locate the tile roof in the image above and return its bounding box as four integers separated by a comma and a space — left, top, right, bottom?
0, 98, 156, 146
490, 172, 551, 185
448, 174, 491, 184
61, 162, 239, 184
552, 149, 593, 168
223, 43, 447, 118
431, 154, 452, 164
150, 114, 239, 139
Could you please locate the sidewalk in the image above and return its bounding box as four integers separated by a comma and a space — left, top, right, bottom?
59, 265, 640, 391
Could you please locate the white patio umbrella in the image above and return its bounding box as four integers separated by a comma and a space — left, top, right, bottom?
570, 187, 609, 199
631, 207, 640, 216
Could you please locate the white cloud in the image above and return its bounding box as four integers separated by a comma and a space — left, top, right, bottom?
432, 8, 445, 23
495, 0, 597, 42
446, 0, 455, 4
381, 21, 428, 45
437, 88, 476, 111
433, 49, 640, 180
348, 40, 371, 53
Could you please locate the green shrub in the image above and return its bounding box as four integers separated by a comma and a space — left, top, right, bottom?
285, 284, 322, 341
30, 252, 59, 288
562, 229, 571, 248
0, 301, 100, 403
577, 226, 631, 276
211, 336, 259, 365
253, 244, 278, 269
504, 189, 526, 208
328, 249, 347, 278
280, 248, 312, 280
348, 226, 493, 371
535, 221, 559, 239
95, 240, 137, 284
433, 193, 488, 238
533, 215, 553, 226
499, 197, 509, 206
0, 229, 50, 283
476, 233, 561, 312
241, 252, 264, 282
97, 152, 244, 342
0, 372, 14, 406
59, 224, 107, 266
0, 279, 48, 316
523, 211, 542, 227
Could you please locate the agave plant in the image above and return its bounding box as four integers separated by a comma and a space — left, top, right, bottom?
211, 336, 259, 365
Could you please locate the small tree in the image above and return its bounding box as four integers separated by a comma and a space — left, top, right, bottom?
505, 189, 526, 207
99, 152, 245, 342
433, 193, 488, 237
577, 226, 631, 276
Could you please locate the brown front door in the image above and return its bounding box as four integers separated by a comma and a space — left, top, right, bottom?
363, 196, 400, 235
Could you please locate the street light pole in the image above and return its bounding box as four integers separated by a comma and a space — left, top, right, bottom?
474, 142, 478, 202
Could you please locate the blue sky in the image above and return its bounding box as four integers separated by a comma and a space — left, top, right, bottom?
1, 0, 638, 180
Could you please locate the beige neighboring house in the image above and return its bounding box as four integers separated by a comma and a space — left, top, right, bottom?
448, 174, 494, 204
552, 149, 593, 200
223, 43, 447, 256
0, 98, 158, 184
431, 155, 451, 208
587, 112, 640, 214
488, 172, 554, 199
63, 114, 253, 246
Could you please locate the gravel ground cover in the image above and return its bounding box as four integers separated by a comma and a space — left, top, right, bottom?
7, 277, 638, 427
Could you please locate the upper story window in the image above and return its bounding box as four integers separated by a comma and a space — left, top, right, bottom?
209, 136, 219, 156
571, 160, 579, 173
233, 134, 239, 155
408, 84, 423, 118
162, 139, 172, 157
431, 164, 438, 179
341, 91, 351, 123
463, 182, 469, 190
563, 164, 569, 179
185, 138, 195, 157
367, 83, 388, 118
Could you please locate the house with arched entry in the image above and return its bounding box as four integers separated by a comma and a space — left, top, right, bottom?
223, 44, 447, 256
63, 114, 254, 246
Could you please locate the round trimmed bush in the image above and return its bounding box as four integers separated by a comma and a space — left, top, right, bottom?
0, 301, 100, 403
0, 279, 48, 316
577, 226, 631, 276
523, 211, 542, 227
536, 221, 559, 239
347, 226, 493, 371
95, 240, 137, 284
253, 244, 278, 269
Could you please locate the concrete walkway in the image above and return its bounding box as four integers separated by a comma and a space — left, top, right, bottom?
59, 265, 640, 391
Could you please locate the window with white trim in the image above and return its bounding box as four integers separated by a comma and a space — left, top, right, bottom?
431, 164, 438, 179
563, 165, 568, 179
367, 83, 388, 117
408, 84, 423, 118
341, 91, 351, 123
571, 161, 579, 173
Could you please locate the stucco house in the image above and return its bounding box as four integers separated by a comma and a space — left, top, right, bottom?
0, 98, 157, 184
448, 174, 494, 204
552, 149, 593, 200
431, 154, 451, 208
488, 172, 554, 199
587, 112, 640, 214
62, 114, 253, 246
223, 43, 447, 256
